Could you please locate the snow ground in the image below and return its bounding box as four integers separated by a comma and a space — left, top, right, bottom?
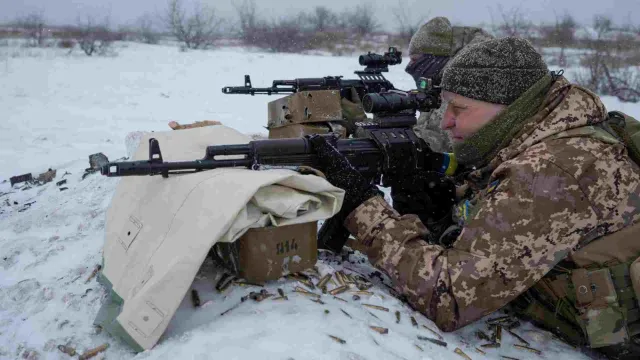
1, 41, 637, 360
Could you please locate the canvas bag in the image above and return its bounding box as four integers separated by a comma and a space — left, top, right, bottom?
94, 125, 344, 351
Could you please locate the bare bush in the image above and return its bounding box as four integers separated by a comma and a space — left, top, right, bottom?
252, 17, 316, 53
77, 17, 115, 56
165, 0, 223, 50
307, 6, 339, 32
574, 15, 640, 102
540, 12, 577, 66
490, 5, 535, 39
234, 0, 261, 43
392, 1, 427, 45
341, 4, 379, 37
135, 14, 160, 44
17, 12, 47, 47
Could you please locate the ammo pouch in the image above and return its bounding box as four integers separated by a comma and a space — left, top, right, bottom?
513, 257, 640, 350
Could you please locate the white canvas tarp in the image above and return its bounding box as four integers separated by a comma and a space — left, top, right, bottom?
95, 126, 344, 351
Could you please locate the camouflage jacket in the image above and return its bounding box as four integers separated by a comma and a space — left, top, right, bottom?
414, 26, 494, 153
345, 77, 640, 331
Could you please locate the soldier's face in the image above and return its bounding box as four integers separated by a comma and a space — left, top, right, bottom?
440, 91, 506, 143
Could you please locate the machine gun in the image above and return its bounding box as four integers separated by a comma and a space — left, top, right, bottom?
220, 47, 403, 138
221, 46, 402, 102
101, 79, 450, 253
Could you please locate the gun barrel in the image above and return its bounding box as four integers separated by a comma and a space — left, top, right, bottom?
362, 92, 440, 113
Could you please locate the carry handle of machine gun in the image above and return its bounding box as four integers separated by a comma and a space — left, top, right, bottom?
221, 75, 297, 95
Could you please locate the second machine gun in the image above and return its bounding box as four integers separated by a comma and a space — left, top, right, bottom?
101, 78, 452, 253
220, 47, 403, 139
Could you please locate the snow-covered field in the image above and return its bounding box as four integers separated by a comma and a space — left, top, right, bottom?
1, 41, 637, 360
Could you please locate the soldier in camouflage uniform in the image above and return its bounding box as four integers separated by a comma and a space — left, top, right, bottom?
405, 17, 493, 153
309, 37, 640, 359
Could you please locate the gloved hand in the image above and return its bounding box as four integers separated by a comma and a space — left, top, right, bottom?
389, 170, 456, 235
307, 134, 381, 215
340, 87, 367, 136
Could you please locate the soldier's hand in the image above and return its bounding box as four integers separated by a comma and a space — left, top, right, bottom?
341, 87, 367, 135
389, 171, 456, 231
306, 134, 380, 214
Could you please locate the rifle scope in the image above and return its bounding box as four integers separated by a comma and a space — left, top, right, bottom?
362, 91, 441, 113
359, 47, 402, 68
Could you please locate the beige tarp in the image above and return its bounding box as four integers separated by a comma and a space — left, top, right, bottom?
95, 126, 344, 350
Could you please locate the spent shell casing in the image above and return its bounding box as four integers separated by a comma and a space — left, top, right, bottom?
316, 274, 332, 289
85, 264, 102, 284
422, 325, 444, 340
321, 286, 327, 294
278, 288, 285, 297
415, 344, 424, 352
329, 285, 349, 295
395, 311, 400, 324
356, 282, 374, 291
340, 309, 352, 318
370, 326, 389, 334
311, 298, 326, 305
513, 344, 541, 355
495, 324, 502, 344
454, 348, 472, 360
216, 273, 235, 292
476, 330, 492, 342
299, 278, 316, 290
335, 271, 346, 287
501, 357, 519, 360
333, 296, 347, 303
480, 343, 501, 349
507, 329, 530, 346
344, 273, 356, 284
57, 345, 76, 356
328, 335, 346, 344
362, 304, 389, 312
352, 290, 374, 296
417, 336, 447, 347
475, 347, 486, 355
78, 343, 109, 360
191, 289, 201, 307
352, 295, 361, 301
411, 316, 418, 327
486, 315, 511, 325
294, 286, 319, 297
271, 296, 288, 301
505, 320, 521, 330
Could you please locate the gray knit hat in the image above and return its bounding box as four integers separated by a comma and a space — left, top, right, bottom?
440, 37, 549, 105
408, 17, 453, 56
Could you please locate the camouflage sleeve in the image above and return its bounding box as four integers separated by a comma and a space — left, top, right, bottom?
344, 154, 598, 331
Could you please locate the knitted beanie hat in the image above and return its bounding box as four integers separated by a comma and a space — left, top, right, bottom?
408, 17, 453, 57
440, 37, 549, 105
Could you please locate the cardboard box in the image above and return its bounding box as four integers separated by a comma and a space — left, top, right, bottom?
211, 221, 318, 283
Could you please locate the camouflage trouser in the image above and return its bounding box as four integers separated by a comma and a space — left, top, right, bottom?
414, 105, 452, 153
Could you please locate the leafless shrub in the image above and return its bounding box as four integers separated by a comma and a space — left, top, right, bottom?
165, 0, 223, 50
307, 6, 339, 32
341, 4, 379, 37
251, 17, 316, 53
540, 12, 577, 66
574, 15, 640, 102
489, 4, 535, 39
134, 14, 160, 44
17, 12, 47, 47
76, 16, 115, 56
392, 1, 428, 45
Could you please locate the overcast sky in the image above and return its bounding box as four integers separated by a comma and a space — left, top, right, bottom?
1, 0, 639, 30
